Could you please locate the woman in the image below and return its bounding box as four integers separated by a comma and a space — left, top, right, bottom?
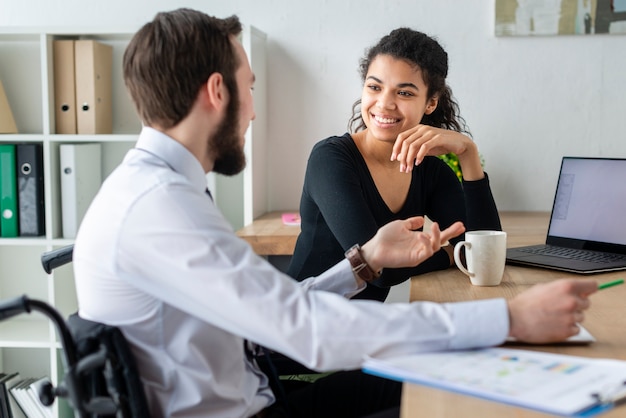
287, 27, 501, 301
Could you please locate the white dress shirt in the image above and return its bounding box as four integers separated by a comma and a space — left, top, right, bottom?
73, 127, 509, 417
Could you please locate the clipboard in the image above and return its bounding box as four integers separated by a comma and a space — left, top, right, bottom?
363, 347, 626, 417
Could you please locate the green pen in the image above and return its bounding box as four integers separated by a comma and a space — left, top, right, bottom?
598, 279, 624, 290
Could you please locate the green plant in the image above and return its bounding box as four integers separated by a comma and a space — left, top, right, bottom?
438, 153, 462, 181
438, 153, 484, 182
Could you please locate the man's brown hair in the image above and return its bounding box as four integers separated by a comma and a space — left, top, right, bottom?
123, 8, 242, 128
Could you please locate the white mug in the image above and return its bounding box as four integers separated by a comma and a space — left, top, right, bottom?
453, 231, 507, 286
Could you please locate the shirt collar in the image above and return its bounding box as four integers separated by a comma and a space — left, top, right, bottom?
135, 126, 208, 194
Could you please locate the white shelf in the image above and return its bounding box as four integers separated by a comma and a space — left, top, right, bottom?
0, 320, 51, 347
0, 237, 48, 246
0, 27, 139, 418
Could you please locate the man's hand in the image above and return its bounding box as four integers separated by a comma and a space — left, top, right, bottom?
361, 217, 465, 273
508, 279, 598, 343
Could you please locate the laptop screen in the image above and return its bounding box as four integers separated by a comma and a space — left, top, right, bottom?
547, 157, 626, 247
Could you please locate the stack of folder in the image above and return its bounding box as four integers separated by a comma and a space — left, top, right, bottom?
53, 39, 113, 135
1, 372, 53, 417
0, 143, 45, 237
0, 141, 103, 239
0, 372, 24, 417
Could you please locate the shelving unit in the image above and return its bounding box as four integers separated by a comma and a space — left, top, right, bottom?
211, 25, 268, 230
0, 25, 266, 417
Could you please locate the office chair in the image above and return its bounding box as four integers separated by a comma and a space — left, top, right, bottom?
0, 245, 150, 417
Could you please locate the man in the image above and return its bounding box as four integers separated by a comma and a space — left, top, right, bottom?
73, 8, 597, 418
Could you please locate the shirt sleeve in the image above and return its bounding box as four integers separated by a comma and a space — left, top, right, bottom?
298, 258, 366, 298
115, 184, 509, 371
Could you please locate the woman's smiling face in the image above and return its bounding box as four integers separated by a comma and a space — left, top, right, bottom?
360, 54, 438, 143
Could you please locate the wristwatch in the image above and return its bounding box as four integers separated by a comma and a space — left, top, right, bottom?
345, 244, 381, 283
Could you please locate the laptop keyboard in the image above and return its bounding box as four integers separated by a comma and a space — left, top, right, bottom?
519, 245, 626, 264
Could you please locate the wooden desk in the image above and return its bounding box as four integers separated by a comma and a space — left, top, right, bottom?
403, 211, 626, 417
236, 211, 300, 255
236, 210, 549, 256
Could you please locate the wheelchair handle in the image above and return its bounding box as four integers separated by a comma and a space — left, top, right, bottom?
41, 245, 74, 274
0, 295, 79, 367
0, 294, 31, 320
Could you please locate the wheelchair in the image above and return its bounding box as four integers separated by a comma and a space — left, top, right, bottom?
0, 245, 319, 417
0, 245, 149, 417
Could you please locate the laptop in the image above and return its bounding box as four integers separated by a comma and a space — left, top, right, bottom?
506, 156, 626, 274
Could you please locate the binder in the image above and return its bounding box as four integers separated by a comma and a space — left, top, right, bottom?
363, 347, 626, 417
0, 372, 15, 418
74, 40, 113, 134
60, 143, 101, 238
0, 79, 18, 134
2, 372, 26, 418
53, 40, 77, 134
24, 377, 53, 418
9, 378, 38, 418
0, 144, 18, 237
16, 143, 45, 236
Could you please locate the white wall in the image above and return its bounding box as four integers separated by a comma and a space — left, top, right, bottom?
2, 0, 624, 212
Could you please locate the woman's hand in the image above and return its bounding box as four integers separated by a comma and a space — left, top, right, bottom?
361, 217, 465, 273
390, 125, 484, 180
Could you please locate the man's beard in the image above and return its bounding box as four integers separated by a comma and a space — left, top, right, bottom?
211, 86, 246, 176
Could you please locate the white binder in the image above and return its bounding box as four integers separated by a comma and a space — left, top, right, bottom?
60, 143, 102, 238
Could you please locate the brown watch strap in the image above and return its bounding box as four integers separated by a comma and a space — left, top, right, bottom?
345, 244, 381, 283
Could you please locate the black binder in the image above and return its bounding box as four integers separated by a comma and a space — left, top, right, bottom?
0, 373, 11, 418
16, 143, 45, 236
0, 372, 19, 418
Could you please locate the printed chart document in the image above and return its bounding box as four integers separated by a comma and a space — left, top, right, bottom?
363, 347, 626, 417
